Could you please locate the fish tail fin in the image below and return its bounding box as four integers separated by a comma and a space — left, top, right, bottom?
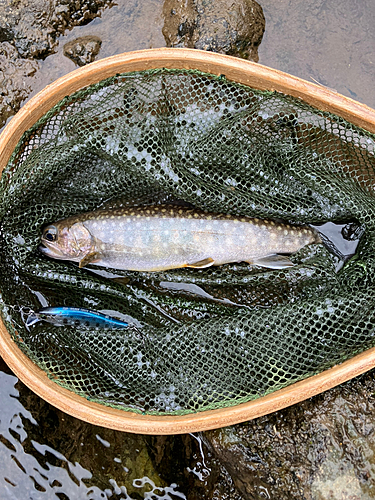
311, 221, 364, 268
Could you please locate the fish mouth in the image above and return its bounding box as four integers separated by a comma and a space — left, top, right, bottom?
38, 242, 69, 260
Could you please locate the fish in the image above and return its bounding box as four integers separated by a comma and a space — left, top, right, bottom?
39, 205, 321, 272
25, 307, 131, 329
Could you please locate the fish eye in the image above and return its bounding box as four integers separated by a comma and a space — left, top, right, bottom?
43, 226, 58, 242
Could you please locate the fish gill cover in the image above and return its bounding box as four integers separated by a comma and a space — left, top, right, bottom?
0, 68, 375, 415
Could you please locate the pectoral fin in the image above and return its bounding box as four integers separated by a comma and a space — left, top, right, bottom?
185, 257, 215, 269
252, 254, 294, 269
79, 252, 101, 268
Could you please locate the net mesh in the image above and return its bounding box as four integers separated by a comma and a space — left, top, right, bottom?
0, 68, 375, 415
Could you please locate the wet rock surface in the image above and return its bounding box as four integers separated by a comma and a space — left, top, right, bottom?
0, 42, 38, 126
0, 0, 112, 128
204, 370, 375, 499
146, 434, 244, 499
0, 0, 112, 59
162, 0, 265, 61
63, 35, 102, 66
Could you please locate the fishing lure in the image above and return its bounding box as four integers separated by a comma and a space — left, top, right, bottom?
25, 307, 133, 330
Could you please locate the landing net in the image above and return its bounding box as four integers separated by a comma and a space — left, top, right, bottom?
0, 69, 374, 414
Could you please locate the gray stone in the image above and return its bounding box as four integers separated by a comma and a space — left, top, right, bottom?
63, 35, 102, 67
162, 0, 265, 61
0, 0, 112, 128
0, 42, 38, 127
0, 0, 112, 59
204, 370, 375, 499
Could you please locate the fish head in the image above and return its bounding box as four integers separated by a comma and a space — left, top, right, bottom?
39, 221, 93, 263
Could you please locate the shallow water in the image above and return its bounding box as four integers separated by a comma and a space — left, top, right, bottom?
1, 0, 375, 498
23, 0, 375, 112
0, 359, 189, 499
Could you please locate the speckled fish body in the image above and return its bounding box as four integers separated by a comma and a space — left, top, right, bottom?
25, 307, 130, 329
39, 205, 321, 271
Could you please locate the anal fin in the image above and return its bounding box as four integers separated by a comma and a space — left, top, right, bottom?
252, 254, 294, 269
185, 257, 215, 269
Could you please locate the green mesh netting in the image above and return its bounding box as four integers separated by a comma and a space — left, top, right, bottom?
1, 68, 375, 415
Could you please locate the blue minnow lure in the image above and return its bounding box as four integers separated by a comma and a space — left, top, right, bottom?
26, 307, 131, 329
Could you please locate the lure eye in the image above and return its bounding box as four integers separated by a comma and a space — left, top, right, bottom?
43, 226, 58, 242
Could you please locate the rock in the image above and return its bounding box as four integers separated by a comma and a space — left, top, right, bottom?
162, 0, 198, 49
204, 370, 375, 499
162, 0, 265, 61
146, 434, 245, 499
0, 42, 38, 127
0, 0, 112, 128
0, 0, 112, 59
63, 36, 102, 66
